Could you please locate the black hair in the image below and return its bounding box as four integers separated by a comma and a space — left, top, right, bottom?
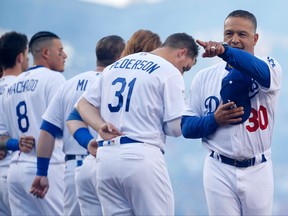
0, 31, 28, 69
96, 35, 125, 67
162, 32, 199, 58
226, 10, 257, 31
29, 31, 60, 52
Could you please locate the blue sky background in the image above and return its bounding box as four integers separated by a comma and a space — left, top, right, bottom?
1, 0, 287, 214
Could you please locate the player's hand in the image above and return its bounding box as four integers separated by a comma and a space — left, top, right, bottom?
88, 139, 98, 157
0, 150, 7, 160
30, 176, 49, 199
98, 123, 123, 141
214, 101, 244, 126
19, 136, 35, 153
196, 39, 225, 58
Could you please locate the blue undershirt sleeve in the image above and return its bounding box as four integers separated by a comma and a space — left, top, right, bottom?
67, 108, 83, 121
181, 114, 219, 139
73, 127, 93, 149
218, 46, 270, 88
6, 138, 19, 151
40, 120, 63, 139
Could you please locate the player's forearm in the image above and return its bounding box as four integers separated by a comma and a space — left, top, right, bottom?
163, 118, 182, 137
37, 130, 56, 158
181, 114, 218, 139
219, 46, 270, 88
77, 97, 105, 132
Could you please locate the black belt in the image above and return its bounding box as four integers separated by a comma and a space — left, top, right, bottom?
98, 136, 142, 147
210, 151, 267, 168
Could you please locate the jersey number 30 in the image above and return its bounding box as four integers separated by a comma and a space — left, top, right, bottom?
108, 77, 136, 112
246, 105, 268, 132
16, 101, 30, 133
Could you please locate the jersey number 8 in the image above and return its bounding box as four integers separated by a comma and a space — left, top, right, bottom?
16, 101, 30, 133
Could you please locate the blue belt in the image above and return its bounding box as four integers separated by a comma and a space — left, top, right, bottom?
98, 136, 142, 147
98, 137, 165, 154
210, 151, 267, 168
65, 154, 87, 167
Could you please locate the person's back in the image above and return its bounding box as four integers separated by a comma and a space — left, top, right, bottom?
78, 32, 199, 216
4, 31, 67, 216
99, 52, 183, 149
0, 30, 29, 216
30, 34, 125, 216
3, 37, 66, 163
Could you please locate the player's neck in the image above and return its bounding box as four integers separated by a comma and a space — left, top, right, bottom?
95, 66, 105, 72
2, 66, 22, 77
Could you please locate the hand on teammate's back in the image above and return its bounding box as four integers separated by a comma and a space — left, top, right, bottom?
19, 135, 35, 153
0, 150, 7, 160
98, 123, 123, 141
30, 176, 49, 199
87, 139, 98, 157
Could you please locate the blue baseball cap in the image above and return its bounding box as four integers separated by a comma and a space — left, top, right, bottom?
220, 68, 252, 124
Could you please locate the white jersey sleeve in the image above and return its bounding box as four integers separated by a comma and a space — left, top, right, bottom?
0, 75, 18, 166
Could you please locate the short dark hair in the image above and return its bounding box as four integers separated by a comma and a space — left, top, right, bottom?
162, 32, 199, 59
29, 31, 60, 53
0, 31, 28, 69
96, 35, 125, 67
226, 10, 257, 32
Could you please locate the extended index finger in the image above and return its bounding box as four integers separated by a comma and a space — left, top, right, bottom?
196, 39, 207, 48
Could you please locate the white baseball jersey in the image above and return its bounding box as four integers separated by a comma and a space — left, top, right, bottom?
0, 75, 17, 216
42, 71, 99, 155
183, 56, 282, 158
83, 52, 186, 151
0, 75, 17, 166
1, 66, 66, 163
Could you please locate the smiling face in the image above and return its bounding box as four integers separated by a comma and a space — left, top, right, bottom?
224, 16, 258, 54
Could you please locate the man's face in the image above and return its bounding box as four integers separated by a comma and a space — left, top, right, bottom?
47, 39, 67, 72
223, 17, 258, 54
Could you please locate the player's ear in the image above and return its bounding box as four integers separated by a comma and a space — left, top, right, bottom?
253, 33, 259, 46
178, 48, 188, 59
42, 47, 50, 60
17, 52, 24, 63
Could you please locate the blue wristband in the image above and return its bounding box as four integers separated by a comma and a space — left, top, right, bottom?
73, 127, 93, 149
37, 157, 50, 176
6, 138, 20, 151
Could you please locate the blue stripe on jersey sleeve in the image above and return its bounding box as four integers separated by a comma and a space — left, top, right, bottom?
40, 120, 63, 138
67, 108, 83, 121
181, 114, 219, 139
218, 46, 270, 88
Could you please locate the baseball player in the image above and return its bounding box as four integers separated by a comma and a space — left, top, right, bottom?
0, 31, 34, 216
76, 33, 199, 215
30, 35, 125, 216
1, 31, 67, 216
67, 30, 162, 215
181, 10, 282, 215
